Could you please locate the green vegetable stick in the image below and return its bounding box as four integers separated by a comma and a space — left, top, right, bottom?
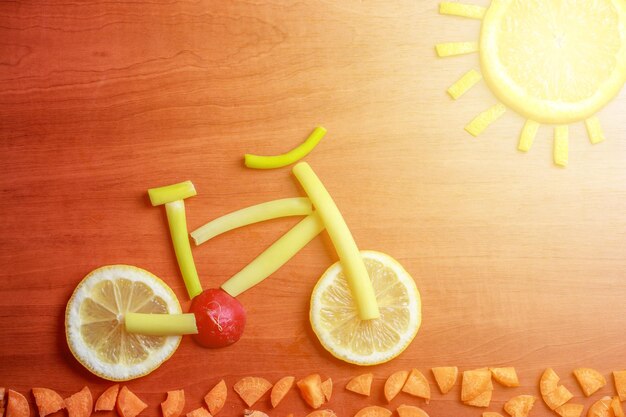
292, 162, 380, 320
125, 313, 198, 336
221, 212, 325, 297
191, 197, 313, 246
166, 200, 203, 298
244, 126, 327, 169
148, 181, 196, 206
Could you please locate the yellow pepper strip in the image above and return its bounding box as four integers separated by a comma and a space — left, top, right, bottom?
518, 119, 540, 152
439, 2, 486, 19
191, 197, 313, 246
465, 102, 506, 136
435, 41, 479, 57
221, 212, 325, 297
292, 162, 380, 320
244, 126, 327, 169
585, 116, 605, 144
148, 181, 202, 299
447, 69, 482, 100
554, 125, 569, 167
125, 313, 198, 336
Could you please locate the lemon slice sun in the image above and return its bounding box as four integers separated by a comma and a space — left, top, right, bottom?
480, 0, 626, 124
310, 251, 421, 366
65, 265, 182, 381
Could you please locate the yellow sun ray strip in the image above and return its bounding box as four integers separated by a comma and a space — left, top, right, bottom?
518, 119, 540, 152
435, 42, 479, 57
554, 126, 569, 167
585, 116, 606, 144
447, 69, 482, 100
464, 103, 506, 136
439, 2, 486, 19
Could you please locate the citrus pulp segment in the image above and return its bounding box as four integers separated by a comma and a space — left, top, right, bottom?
65, 265, 182, 381
309, 251, 421, 366
480, 0, 626, 124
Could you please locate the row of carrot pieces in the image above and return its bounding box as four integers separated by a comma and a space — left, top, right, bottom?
1, 369, 624, 417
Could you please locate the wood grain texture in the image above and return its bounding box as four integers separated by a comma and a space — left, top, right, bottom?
1, 1, 625, 416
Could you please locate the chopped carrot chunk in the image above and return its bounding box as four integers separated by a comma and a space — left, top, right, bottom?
321, 378, 333, 402
543, 385, 573, 410
573, 368, 606, 397
186, 407, 211, 417
490, 367, 519, 387
614, 371, 626, 402
297, 374, 325, 409
305, 410, 337, 417
464, 389, 492, 408
587, 397, 613, 417
204, 380, 227, 415
353, 406, 392, 417
64, 386, 93, 417
401, 369, 430, 402
396, 404, 430, 417
161, 390, 185, 417
32, 388, 65, 417
116, 386, 147, 417
503, 395, 536, 417
95, 385, 119, 412
346, 373, 373, 396
7, 390, 30, 417
271, 376, 295, 408
234, 377, 272, 408
431, 367, 458, 394
554, 404, 584, 417
384, 371, 409, 402
461, 369, 492, 402
611, 397, 624, 417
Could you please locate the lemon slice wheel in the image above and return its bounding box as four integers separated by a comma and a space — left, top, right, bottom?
65, 265, 182, 381
310, 251, 421, 366
480, 0, 626, 124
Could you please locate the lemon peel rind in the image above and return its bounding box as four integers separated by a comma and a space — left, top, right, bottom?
480, 0, 626, 124
310, 251, 421, 366
65, 264, 182, 381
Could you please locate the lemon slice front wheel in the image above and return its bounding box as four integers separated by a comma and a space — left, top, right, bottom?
310, 251, 421, 366
65, 265, 183, 381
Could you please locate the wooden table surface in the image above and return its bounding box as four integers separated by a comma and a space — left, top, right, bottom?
1, 1, 625, 417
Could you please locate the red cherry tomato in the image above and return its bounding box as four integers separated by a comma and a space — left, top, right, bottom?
189, 288, 246, 348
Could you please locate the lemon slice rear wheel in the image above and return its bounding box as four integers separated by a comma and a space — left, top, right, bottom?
65, 265, 182, 381
480, 0, 626, 124
310, 251, 421, 366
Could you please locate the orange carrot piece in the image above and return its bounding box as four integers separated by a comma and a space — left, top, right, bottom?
270, 376, 295, 408
306, 410, 337, 417
573, 368, 606, 397
7, 390, 30, 417
346, 373, 373, 396
161, 390, 185, 417
587, 397, 613, 417
297, 374, 325, 409
490, 367, 519, 387
396, 404, 430, 417
503, 395, 536, 417
431, 367, 458, 394
384, 371, 409, 403
321, 378, 333, 402
543, 385, 573, 411
482, 413, 505, 417
186, 407, 211, 417
612, 397, 625, 417
464, 389, 492, 408
64, 387, 93, 417
95, 385, 119, 412
614, 371, 626, 402
204, 380, 227, 415
234, 377, 272, 408
116, 387, 147, 417
401, 369, 430, 402
354, 406, 392, 417
554, 404, 584, 417
461, 369, 492, 402
243, 411, 269, 417
32, 388, 65, 417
